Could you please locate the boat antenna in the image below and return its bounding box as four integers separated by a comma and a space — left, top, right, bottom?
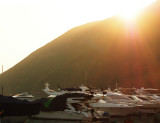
1, 65, 3, 95
133, 80, 135, 89
2, 65, 3, 74
115, 82, 118, 89
57, 84, 62, 90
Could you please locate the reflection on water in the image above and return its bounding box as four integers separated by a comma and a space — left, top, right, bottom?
24, 115, 156, 123
0, 115, 158, 123
25, 119, 82, 123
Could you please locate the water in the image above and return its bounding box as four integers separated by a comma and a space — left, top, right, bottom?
23, 116, 157, 123
0, 115, 159, 123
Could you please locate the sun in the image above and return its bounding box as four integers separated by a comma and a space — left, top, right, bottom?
119, 8, 140, 21
117, 0, 156, 21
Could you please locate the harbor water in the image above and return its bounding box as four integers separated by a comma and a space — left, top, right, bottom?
25, 116, 158, 123
24, 115, 159, 123
0, 115, 158, 123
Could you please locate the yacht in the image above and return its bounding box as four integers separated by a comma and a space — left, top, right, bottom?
103, 92, 135, 103
128, 95, 160, 114
114, 87, 160, 114
89, 99, 138, 116
138, 87, 160, 100
12, 92, 36, 101
31, 93, 95, 121
43, 83, 89, 96
0, 95, 40, 122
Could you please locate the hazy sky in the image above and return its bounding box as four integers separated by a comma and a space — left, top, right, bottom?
0, 0, 155, 73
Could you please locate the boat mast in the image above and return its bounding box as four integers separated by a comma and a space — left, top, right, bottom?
84, 71, 88, 86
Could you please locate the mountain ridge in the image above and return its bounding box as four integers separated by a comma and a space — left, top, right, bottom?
0, 1, 160, 95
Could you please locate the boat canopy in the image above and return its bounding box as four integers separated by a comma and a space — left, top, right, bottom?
0, 95, 40, 116
34, 93, 93, 112
61, 88, 82, 91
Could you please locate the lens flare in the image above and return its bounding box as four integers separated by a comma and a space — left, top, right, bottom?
118, 0, 156, 21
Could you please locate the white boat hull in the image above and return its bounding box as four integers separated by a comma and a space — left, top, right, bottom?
32, 111, 92, 121
138, 103, 160, 114
94, 107, 138, 116
90, 102, 138, 116
139, 108, 160, 114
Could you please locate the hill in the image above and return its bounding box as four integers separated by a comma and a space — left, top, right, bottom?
0, 1, 160, 95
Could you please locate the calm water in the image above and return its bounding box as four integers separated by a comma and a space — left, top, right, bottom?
0, 115, 159, 123
25, 115, 159, 123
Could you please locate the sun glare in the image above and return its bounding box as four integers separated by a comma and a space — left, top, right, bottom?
118, 0, 156, 21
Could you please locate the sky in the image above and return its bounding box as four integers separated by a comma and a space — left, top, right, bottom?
0, 0, 156, 73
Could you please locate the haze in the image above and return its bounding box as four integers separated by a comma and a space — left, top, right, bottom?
0, 0, 155, 73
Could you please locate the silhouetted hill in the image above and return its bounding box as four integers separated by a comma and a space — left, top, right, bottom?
0, 1, 160, 95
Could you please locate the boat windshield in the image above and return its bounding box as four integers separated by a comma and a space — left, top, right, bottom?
145, 96, 156, 101
128, 96, 134, 100
137, 96, 149, 101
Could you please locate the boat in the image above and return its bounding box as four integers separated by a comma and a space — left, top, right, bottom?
138, 87, 160, 100
115, 87, 160, 114
0, 95, 41, 122
128, 95, 160, 114
12, 92, 36, 101
89, 99, 138, 116
31, 93, 95, 121
43, 83, 90, 96
88, 90, 142, 115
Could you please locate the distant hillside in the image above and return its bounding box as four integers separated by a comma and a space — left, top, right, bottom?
0, 1, 160, 96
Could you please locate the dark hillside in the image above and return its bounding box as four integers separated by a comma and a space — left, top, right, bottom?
0, 1, 160, 95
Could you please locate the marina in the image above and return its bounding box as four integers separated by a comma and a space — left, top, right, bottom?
0, 84, 160, 122
0, 0, 160, 123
